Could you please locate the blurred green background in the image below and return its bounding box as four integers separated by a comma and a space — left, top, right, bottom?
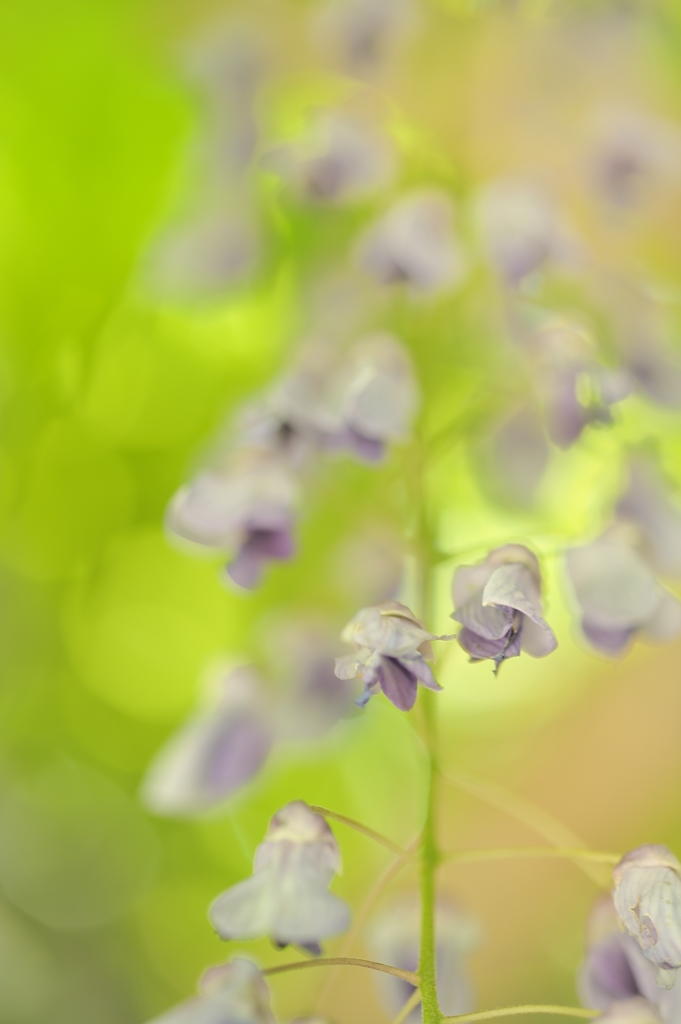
3, 1, 681, 1022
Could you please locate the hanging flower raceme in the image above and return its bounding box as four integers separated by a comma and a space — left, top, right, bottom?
146, 957, 275, 1024
334, 600, 450, 711
209, 801, 350, 955
368, 894, 481, 1023
166, 454, 299, 590
356, 189, 465, 296
565, 526, 681, 655
613, 846, 681, 989
264, 111, 394, 205
140, 666, 274, 817
451, 544, 557, 672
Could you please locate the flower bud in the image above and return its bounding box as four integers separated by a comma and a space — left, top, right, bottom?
613, 846, 681, 988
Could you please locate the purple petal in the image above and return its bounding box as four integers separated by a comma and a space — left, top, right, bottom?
579, 936, 641, 1008
202, 716, 273, 800
377, 656, 419, 711
581, 617, 636, 654
226, 528, 296, 589
401, 655, 443, 692
452, 597, 514, 641
346, 428, 385, 463
457, 627, 518, 661
545, 372, 590, 448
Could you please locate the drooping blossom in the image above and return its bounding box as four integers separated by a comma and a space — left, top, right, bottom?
140, 666, 274, 817
578, 893, 681, 1021
451, 544, 557, 672
477, 179, 577, 288
210, 801, 350, 954
613, 846, 681, 989
356, 190, 466, 296
528, 318, 631, 449
243, 333, 419, 465
565, 526, 681, 656
616, 458, 681, 578
166, 455, 299, 590
312, 0, 416, 76
334, 600, 449, 711
146, 956, 275, 1024
588, 109, 681, 211
264, 112, 394, 205
368, 894, 480, 1022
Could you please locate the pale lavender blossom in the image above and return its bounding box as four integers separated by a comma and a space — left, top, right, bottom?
166, 457, 299, 589
589, 109, 681, 211
264, 112, 394, 205
451, 544, 557, 672
613, 846, 681, 989
578, 894, 681, 1020
146, 956, 275, 1024
565, 527, 681, 655
325, 333, 420, 461
356, 190, 466, 296
140, 666, 274, 817
477, 180, 577, 288
616, 458, 681, 578
312, 0, 416, 76
600, 1000, 665, 1024
335, 600, 449, 711
368, 894, 480, 1022
210, 801, 350, 954
476, 406, 550, 508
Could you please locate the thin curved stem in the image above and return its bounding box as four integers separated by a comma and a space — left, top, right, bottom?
392, 988, 423, 1024
262, 956, 419, 986
309, 805, 415, 860
315, 835, 420, 1012
442, 771, 610, 887
440, 846, 620, 866
442, 1005, 599, 1023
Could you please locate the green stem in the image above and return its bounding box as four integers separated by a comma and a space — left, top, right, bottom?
419, 703, 441, 1024
440, 847, 620, 866
442, 1006, 598, 1023
262, 956, 419, 985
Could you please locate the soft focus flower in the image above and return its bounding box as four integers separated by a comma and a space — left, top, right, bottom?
475, 406, 550, 508
578, 893, 681, 1020
325, 333, 420, 461
264, 112, 394, 205
528, 319, 631, 449
589, 109, 681, 211
600, 999, 665, 1024
166, 456, 299, 589
613, 846, 681, 989
451, 544, 557, 672
330, 523, 404, 605
335, 600, 449, 711
616, 458, 681, 578
477, 179, 575, 288
565, 526, 681, 655
368, 894, 480, 1022
313, 0, 416, 76
356, 190, 465, 295
146, 957, 275, 1024
140, 666, 274, 817
210, 801, 350, 954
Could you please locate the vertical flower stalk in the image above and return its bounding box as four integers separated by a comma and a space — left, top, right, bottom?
410, 438, 442, 1024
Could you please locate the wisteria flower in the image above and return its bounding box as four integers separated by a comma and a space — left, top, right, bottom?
369, 894, 480, 1022
146, 957, 275, 1024
335, 600, 449, 711
477, 179, 576, 288
326, 333, 420, 461
451, 544, 557, 672
210, 801, 350, 954
578, 893, 681, 1020
565, 527, 681, 655
166, 456, 299, 589
613, 846, 681, 989
264, 112, 394, 204
589, 109, 681, 211
313, 0, 415, 75
616, 458, 681, 578
356, 190, 465, 296
476, 405, 550, 509
140, 666, 274, 817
